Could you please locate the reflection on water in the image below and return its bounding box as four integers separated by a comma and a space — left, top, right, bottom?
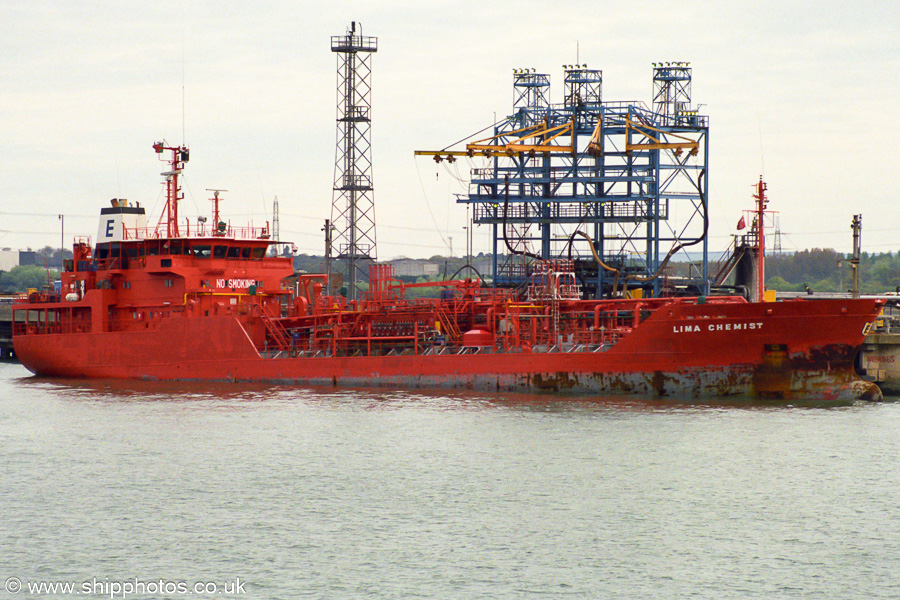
13, 366, 874, 412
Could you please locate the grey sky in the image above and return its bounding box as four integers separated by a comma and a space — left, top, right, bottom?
2, 1, 897, 258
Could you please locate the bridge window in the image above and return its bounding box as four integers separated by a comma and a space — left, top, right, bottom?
213, 245, 227, 258
192, 244, 211, 258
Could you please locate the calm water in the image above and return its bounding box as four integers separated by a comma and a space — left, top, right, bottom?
1, 360, 899, 600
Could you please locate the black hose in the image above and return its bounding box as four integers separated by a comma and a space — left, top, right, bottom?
502, 174, 542, 261
448, 263, 485, 283
569, 168, 708, 296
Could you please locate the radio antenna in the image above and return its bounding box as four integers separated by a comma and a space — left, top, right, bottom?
182, 39, 186, 145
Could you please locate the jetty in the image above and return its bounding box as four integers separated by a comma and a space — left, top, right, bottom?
859, 310, 900, 394
0, 298, 14, 359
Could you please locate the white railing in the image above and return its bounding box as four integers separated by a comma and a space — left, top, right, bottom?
121, 222, 271, 240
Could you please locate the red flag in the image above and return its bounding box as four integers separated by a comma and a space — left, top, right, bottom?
737, 216, 746, 230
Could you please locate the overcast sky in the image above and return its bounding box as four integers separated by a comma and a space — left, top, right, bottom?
2, 1, 897, 259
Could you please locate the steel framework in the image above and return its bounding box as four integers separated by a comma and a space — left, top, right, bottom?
330, 21, 378, 300
417, 62, 709, 298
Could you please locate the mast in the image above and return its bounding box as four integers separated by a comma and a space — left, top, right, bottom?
752, 177, 768, 302
851, 214, 862, 299
153, 142, 189, 238
206, 188, 227, 235
272, 196, 280, 243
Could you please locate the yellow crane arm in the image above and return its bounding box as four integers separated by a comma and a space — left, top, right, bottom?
625, 116, 699, 155
415, 118, 575, 161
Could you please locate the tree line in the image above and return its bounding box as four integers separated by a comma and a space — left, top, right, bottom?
0, 246, 66, 294
0, 266, 60, 294
763, 249, 900, 295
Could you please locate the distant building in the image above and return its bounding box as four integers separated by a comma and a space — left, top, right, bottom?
0, 250, 38, 271
389, 258, 440, 278
0, 250, 15, 272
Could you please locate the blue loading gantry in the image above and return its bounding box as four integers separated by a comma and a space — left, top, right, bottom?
417, 61, 709, 298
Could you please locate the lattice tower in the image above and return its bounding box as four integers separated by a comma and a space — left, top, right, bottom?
652, 62, 692, 122
272, 196, 279, 241
563, 66, 602, 110
330, 21, 378, 301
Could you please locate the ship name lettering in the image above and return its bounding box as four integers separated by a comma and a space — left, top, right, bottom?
674, 321, 764, 334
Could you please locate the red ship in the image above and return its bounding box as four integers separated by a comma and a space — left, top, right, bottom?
12, 144, 884, 401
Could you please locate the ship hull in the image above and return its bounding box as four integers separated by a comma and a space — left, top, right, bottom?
14, 298, 883, 401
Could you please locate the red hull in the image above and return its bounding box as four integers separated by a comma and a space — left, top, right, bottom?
14, 297, 883, 401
